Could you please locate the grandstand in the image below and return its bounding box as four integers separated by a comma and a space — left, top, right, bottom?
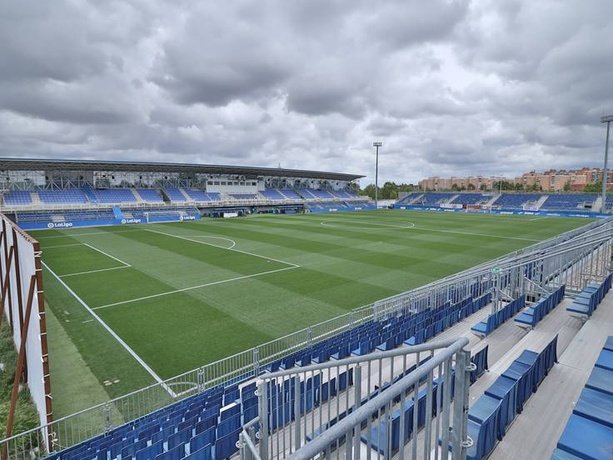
0, 159, 371, 229
394, 191, 604, 217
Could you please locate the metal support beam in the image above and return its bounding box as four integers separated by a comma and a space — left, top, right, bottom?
601, 115, 613, 213
4, 275, 37, 451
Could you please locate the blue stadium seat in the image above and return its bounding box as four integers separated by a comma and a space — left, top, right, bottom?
184, 444, 212, 460
556, 414, 613, 460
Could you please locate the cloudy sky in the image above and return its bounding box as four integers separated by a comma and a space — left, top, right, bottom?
1, 0, 612, 185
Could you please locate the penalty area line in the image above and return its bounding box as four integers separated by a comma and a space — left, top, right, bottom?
42, 261, 175, 397
92, 265, 300, 311
143, 227, 299, 268
82, 242, 131, 267
60, 265, 131, 278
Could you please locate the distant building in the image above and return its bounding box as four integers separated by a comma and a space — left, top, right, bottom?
419, 167, 613, 192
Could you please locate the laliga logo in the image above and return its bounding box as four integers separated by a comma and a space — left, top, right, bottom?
47, 223, 54, 229
121, 218, 126, 224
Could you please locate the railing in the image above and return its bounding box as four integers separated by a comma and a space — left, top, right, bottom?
239, 337, 471, 459
0, 219, 610, 458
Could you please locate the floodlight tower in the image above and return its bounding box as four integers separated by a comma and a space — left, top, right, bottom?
373, 141, 382, 209
601, 114, 613, 213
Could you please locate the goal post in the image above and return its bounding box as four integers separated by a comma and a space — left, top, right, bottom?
0, 214, 52, 444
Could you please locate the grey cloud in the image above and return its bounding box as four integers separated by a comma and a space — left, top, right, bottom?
0, 0, 611, 185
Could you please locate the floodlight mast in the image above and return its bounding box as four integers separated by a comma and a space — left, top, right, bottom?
373, 142, 382, 209
601, 114, 613, 213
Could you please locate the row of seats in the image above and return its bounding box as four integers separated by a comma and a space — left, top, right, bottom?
541, 194, 597, 210
46, 286, 492, 460
48, 383, 254, 460
3, 187, 359, 206
265, 293, 490, 375
266, 369, 354, 431
2, 190, 33, 205
514, 285, 566, 328
491, 193, 542, 208
361, 346, 488, 456
396, 193, 599, 211
450, 193, 490, 205
404, 296, 491, 346
39, 189, 88, 204
415, 193, 453, 205
471, 295, 526, 336
553, 336, 613, 460
466, 335, 558, 460
567, 274, 612, 317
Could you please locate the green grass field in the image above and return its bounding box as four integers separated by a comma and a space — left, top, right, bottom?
30, 210, 592, 416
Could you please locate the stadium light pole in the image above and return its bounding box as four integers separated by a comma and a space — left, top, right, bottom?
373, 141, 382, 209
601, 114, 613, 213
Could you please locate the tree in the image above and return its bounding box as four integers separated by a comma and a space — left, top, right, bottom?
360, 184, 376, 199
381, 182, 399, 199
467, 183, 476, 190
563, 181, 571, 192
492, 180, 515, 191
451, 183, 460, 191
584, 181, 602, 193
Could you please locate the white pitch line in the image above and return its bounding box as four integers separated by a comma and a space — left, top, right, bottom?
184, 235, 237, 249
42, 261, 175, 397
92, 265, 300, 310
144, 228, 300, 268
60, 265, 131, 278
82, 242, 131, 267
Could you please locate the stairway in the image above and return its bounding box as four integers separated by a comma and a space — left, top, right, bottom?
30, 192, 42, 205
534, 195, 549, 210
485, 194, 501, 206
408, 193, 424, 204
178, 188, 192, 201
593, 196, 603, 212
131, 189, 143, 202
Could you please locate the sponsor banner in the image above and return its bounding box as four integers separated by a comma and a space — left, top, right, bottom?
391, 205, 609, 219
19, 213, 201, 230
47, 221, 74, 229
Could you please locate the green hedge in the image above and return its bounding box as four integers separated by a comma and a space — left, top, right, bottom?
0, 320, 40, 447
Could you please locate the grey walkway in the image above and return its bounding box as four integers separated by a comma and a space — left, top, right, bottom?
489, 292, 613, 460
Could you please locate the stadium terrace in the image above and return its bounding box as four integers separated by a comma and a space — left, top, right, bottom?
0, 158, 611, 460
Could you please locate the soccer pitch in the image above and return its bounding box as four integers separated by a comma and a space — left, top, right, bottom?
30, 210, 592, 415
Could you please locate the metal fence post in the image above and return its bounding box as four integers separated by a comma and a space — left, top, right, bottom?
103, 403, 113, 434
253, 348, 260, 378
294, 375, 301, 451
257, 381, 269, 460
353, 365, 362, 456
451, 349, 471, 460
197, 367, 206, 393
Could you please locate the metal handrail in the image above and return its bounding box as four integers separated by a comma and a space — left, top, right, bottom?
286, 337, 470, 460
